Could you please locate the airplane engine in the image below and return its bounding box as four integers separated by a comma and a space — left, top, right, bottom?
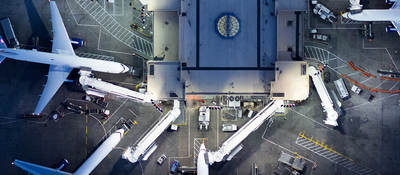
386, 25, 398, 32
386, 0, 396, 5
349, 0, 363, 13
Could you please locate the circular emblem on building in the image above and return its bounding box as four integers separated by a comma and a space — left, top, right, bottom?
216, 13, 240, 39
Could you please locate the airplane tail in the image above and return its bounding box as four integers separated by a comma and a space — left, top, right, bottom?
12, 159, 72, 175
0, 35, 7, 63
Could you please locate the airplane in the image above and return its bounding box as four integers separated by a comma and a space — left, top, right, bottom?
197, 142, 209, 175
342, 0, 400, 36
13, 128, 126, 175
0, 1, 130, 115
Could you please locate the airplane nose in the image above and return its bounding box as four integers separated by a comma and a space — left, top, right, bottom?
341, 12, 349, 19
121, 64, 130, 73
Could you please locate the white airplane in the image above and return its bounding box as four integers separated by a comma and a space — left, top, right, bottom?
342, 0, 400, 36
197, 142, 209, 175
0, 1, 129, 115
13, 128, 126, 175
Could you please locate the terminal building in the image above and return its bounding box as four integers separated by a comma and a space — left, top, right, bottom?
145, 0, 309, 102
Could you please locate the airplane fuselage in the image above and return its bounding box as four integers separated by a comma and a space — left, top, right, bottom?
343, 9, 400, 21
0, 48, 129, 74
197, 144, 209, 175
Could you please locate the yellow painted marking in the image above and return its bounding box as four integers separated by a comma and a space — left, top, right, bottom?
86, 126, 88, 134
298, 132, 354, 161
124, 130, 129, 136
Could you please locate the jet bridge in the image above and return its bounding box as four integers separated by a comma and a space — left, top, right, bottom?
78, 70, 152, 103
122, 100, 181, 163
207, 100, 284, 165
308, 66, 338, 126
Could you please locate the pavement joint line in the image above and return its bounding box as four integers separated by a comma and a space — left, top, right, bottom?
289, 108, 333, 130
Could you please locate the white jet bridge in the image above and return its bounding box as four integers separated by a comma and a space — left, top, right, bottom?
207, 100, 284, 165
79, 70, 152, 103
122, 100, 181, 163
308, 66, 338, 126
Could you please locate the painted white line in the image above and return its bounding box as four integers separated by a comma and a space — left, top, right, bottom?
138, 161, 145, 175
112, 0, 125, 17
216, 109, 219, 147
169, 107, 192, 164
128, 109, 138, 118
374, 80, 386, 89
66, 0, 100, 27
88, 113, 107, 139
262, 125, 316, 164
389, 81, 399, 91
0, 121, 19, 125
104, 99, 128, 124
386, 48, 399, 71
345, 93, 400, 110
347, 71, 360, 77
289, 108, 334, 131
97, 29, 137, 56
333, 65, 347, 70
362, 39, 386, 50
315, 27, 363, 30
360, 77, 372, 84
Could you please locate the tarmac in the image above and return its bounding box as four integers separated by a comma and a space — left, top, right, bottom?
0, 0, 399, 175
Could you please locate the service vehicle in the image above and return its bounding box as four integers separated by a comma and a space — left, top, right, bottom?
170, 160, 179, 174
199, 106, 210, 130
313, 3, 337, 23
312, 33, 330, 41
247, 110, 254, 118
222, 124, 238, 132
70, 38, 85, 47
157, 154, 167, 165
351, 85, 362, 95
334, 78, 349, 100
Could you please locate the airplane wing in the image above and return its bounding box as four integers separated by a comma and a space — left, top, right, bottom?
0, 35, 7, 63
33, 1, 75, 114
13, 159, 71, 175
391, 1, 400, 36
391, 21, 400, 36
392, 0, 399, 9
50, 1, 75, 55
34, 65, 72, 114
